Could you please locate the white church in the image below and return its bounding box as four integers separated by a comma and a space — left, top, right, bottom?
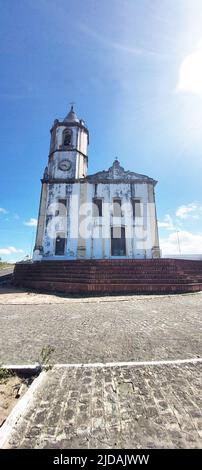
33, 106, 160, 261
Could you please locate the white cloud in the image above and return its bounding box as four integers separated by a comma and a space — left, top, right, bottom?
177, 43, 202, 95
0, 207, 8, 214
24, 218, 37, 227
79, 23, 142, 55
0, 246, 24, 255
158, 214, 176, 231
160, 231, 202, 255
176, 203, 202, 219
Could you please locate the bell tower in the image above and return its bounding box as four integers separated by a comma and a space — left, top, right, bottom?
33, 106, 89, 260
48, 105, 89, 180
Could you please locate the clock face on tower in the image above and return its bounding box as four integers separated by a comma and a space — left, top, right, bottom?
58, 159, 72, 171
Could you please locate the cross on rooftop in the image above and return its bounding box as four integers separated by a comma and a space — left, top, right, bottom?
69, 102, 75, 109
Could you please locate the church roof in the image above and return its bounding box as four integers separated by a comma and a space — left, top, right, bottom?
87, 159, 157, 184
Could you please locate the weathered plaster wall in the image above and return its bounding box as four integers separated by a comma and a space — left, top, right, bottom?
35, 180, 158, 260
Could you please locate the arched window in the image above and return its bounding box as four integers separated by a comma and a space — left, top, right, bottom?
63, 128, 72, 147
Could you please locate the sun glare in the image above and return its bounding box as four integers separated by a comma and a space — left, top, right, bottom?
178, 44, 202, 95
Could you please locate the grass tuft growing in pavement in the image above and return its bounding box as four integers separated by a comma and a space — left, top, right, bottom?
38, 345, 55, 370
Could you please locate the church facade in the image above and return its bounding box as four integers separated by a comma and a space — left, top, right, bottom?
33, 106, 160, 261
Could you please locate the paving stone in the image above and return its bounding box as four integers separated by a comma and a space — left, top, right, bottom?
0, 293, 202, 364
1, 292, 201, 448
4, 363, 202, 449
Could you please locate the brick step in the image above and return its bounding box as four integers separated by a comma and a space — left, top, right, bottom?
14, 270, 193, 279
27, 271, 202, 278
25, 260, 202, 267
39, 265, 202, 270
18, 271, 193, 280
14, 272, 200, 281
19, 274, 193, 282
28, 267, 200, 273
16, 266, 202, 275
22, 262, 202, 270
18, 276, 198, 285
14, 279, 202, 294
17, 268, 192, 276
17, 259, 202, 265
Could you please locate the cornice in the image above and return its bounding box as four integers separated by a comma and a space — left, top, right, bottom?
41, 177, 157, 186
48, 149, 88, 160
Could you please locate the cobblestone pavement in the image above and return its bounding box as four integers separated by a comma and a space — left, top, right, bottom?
0, 293, 201, 364
5, 363, 202, 449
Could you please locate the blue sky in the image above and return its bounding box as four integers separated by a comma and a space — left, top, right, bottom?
0, 0, 202, 261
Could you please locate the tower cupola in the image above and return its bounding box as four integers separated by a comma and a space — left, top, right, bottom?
64, 105, 79, 123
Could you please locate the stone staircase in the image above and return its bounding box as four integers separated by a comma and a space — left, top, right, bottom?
13, 259, 202, 295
